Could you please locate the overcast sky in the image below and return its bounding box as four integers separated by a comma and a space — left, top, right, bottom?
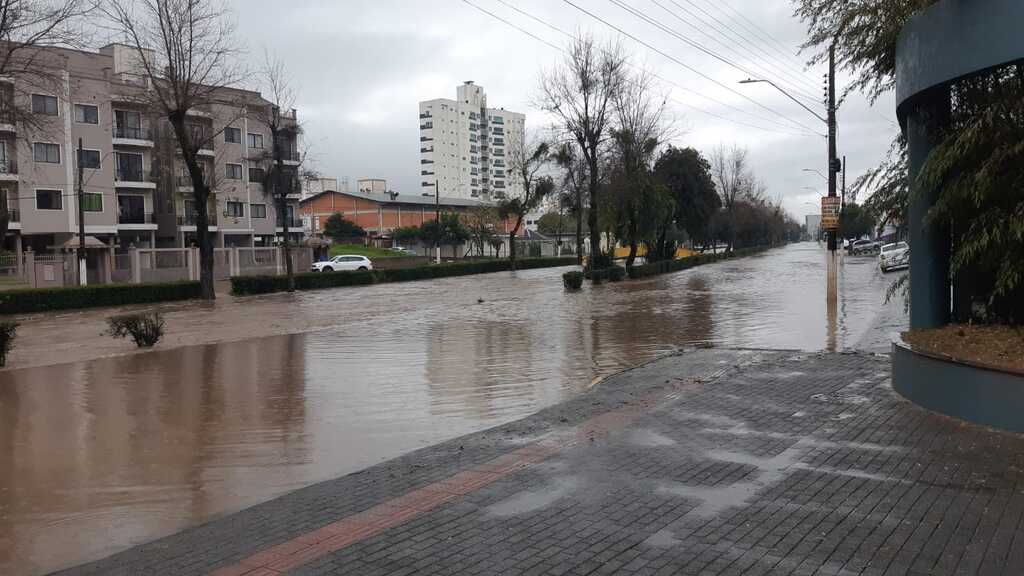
228, 0, 897, 220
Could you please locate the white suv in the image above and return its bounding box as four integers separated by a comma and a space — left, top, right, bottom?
311, 255, 373, 272
879, 242, 909, 272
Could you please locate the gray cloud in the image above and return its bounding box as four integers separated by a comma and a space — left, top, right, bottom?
229, 0, 897, 219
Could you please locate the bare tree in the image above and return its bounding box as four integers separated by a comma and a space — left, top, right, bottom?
104, 0, 244, 300
251, 52, 302, 292
710, 144, 753, 251
498, 135, 551, 268
553, 142, 587, 264
0, 0, 93, 240
539, 34, 627, 268
610, 69, 670, 267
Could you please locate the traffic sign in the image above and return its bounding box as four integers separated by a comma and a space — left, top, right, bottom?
821, 196, 841, 231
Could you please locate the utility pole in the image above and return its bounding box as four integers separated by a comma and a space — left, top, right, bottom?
434, 181, 441, 264
826, 43, 838, 252
76, 137, 87, 285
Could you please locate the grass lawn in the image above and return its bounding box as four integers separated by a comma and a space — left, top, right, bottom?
328, 244, 411, 258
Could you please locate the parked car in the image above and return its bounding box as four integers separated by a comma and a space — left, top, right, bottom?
879, 242, 910, 272
311, 255, 373, 272
391, 247, 415, 255
849, 239, 882, 255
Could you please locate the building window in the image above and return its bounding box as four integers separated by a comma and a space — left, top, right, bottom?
115, 152, 144, 181
251, 203, 267, 218
35, 189, 62, 210
491, 116, 504, 124
114, 109, 143, 139
74, 104, 98, 124
225, 163, 242, 179
248, 167, 265, 183
33, 142, 60, 163
492, 127, 504, 135
225, 201, 244, 217
225, 127, 241, 143
82, 192, 103, 212
77, 149, 101, 169
247, 133, 264, 149
32, 94, 58, 116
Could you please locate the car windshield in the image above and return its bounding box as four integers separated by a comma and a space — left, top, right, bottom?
881, 244, 897, 252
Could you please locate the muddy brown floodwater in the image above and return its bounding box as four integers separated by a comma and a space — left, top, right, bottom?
0, 243, 904, 575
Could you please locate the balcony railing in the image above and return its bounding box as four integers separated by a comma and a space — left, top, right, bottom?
420, 122, 433, 130
116, 169, 152, 183
419, 112, 431, 119
0, 159, 17, 175
114, 126, 152, 140
283, 150, 300, 162
277, 218, 303, 229
177, 213, 218, 226
118, 211, 155, 224
177, 174, 212, 187
5, 209, 18, 222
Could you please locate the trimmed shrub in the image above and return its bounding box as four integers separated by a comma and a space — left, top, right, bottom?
105, 312, 165, 348
0, 281, 201, 315
0, 321, 18, 366
563, 270, 584, 290
231, 257, 575, 295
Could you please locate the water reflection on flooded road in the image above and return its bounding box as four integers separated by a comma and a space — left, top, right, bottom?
0, 243, 903, 574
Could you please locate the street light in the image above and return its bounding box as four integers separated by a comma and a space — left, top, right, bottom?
802, 186, 824, 196
802, 168, 827, 182
738, 78, 828, 125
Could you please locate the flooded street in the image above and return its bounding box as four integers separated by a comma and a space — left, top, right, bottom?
0, 243, 905, 575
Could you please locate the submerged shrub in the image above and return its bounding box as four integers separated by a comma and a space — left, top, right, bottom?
563, 270, 584, 290
0, 321, 18, 366
106, 312, 165, 348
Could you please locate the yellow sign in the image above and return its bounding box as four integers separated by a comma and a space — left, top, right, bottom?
821, 196, 841, 231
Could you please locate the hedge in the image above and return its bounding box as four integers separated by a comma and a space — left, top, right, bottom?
625, 246, 772, 279
231, 256, 576, 295
0, 281, 201, 315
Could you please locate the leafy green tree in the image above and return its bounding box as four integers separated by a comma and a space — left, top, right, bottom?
654, 147, 721, 250
796, 0, 1023, 322
391, 226, 421, 245
421, 213, 469, 259
839, 203, 876, 240
323, 213, 365, 242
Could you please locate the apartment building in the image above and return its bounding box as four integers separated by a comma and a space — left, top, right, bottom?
0, 42, 302, 258
418, 82, 524, 202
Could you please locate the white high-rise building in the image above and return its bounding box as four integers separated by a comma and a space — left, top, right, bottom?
419, 82, 525, 201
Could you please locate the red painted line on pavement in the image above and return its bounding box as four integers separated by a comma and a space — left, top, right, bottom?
210, 388, 674, 575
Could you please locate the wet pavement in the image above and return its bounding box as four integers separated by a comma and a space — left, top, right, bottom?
0, 244, 906, 574
57, 350, 1024, 576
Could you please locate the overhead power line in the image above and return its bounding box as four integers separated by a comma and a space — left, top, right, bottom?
558, 0, 825, 136
611, 0, 823, 109
700, 0, 809, 74
471, 0, 820, 137
662, 0, 823, 97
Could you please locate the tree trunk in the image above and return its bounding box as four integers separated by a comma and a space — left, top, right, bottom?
272, 124, 295, 293
195, 187, 215, 300
171, 113, 215, 300
626, 241, 637, 268
587, 156, 600, 269
575, 191, 583, 265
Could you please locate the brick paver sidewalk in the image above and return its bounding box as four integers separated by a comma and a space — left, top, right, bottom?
59, 349, 1024, 576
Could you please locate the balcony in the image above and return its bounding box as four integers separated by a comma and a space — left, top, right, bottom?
419, 112, 432, 119
0, 109, 14, 133
177, 174, 213, 189
118, 211, 156, 226
177, 212, 218, 227
115, 169, 157, 189
282, 150, 301, 164
0, 159, 16, 180
420, 147, 433, 153
421, 159, 433, 165
421, 170, 434, 176
6, 208, 18, 223
113, 125, 154, 146
420, 122, 433, 130
276, 217, 303, 230
420, 136, 433, 142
